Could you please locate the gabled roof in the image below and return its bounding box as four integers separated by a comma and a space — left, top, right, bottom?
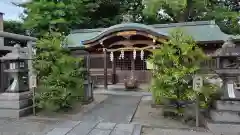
66, 21, 240, 48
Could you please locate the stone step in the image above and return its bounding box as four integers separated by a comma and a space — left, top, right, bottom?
207, 121, 240, 135
210, 110, 240, 123
215, 100, 240, 111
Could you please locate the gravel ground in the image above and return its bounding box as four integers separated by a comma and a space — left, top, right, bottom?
131, 96, 191, 128
131, 96, 213, 135
141, 127, 213, 135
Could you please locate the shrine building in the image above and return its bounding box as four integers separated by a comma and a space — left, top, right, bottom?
65, 21, 240, 89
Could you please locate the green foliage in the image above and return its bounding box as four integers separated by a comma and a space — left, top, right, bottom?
4, 21, 25, 34
34, 32, 85, 112
199, 75, 221, 109
19, 0, 144, 37
3, 21, 27, 46
143, 0, 240, 34
150, 29, 207, 104
21, 0, 85, 37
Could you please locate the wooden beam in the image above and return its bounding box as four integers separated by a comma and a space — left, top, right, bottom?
106, 45, 158, 52
109, 40, 155, 47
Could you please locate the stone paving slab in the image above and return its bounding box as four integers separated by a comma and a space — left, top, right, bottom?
96, 122, 116, 130
46, 121, 141, 135
79, 95, 141, 123
66, 121, 98, 135
89, 129, 112, 135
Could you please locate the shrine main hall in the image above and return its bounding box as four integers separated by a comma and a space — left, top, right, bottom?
65, 21, 240, 89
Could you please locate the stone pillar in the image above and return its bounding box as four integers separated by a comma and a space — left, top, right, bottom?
0, 12, 4, 47
0, 44, 33, 118
0, 60, 5, 92
103, 48, 108, 89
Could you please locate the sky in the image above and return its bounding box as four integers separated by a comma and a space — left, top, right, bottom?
0, 0, 26, 21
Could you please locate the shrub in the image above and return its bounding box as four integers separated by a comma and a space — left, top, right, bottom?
34, 32, 85, 112
149, 29, 218, 116
150, 29, 207, 102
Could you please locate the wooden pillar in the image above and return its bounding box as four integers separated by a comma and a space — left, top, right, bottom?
112, 52, 116, 84
103, 48, 108, 89
131, 52, 135, 71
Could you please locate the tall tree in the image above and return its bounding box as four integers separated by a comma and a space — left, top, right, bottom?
16, 0, 144, 37
3, 21, 27, 46
209, 0, 240, 34
4, 21, 25, 34
143, 0, 240, 34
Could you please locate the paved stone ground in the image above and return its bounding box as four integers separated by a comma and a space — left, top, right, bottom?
46, 121, 141, 135
0, 93, 216, 135
79, 95, 141, 123
0, 95, 142, 135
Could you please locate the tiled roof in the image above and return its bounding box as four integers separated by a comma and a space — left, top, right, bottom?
66, 21, 240, 48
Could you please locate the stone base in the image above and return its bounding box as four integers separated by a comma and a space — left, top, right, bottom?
207, 100, 240, 135
82, 97, 94, 105
207, 121, 240, 135
210, 110, 240, 123
0, 91, 33, 118
215, 100, 240, 112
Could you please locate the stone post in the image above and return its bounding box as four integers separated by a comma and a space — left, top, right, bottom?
0, 44, 32, 118
0, 12, 4, 47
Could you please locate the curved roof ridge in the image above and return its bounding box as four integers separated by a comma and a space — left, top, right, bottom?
70, 21, 216, 34
151, 21, 216, 28
96, 22, 168, 36
81, 22, 169, 44
71, 28, 103, 34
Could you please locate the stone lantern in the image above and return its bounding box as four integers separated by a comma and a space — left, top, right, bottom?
0, 44, 32, 118
213, 37, 240, 99
1, 44, 29, 92
207, 38, 240, 135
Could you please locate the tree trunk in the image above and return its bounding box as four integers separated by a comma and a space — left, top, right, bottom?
178, 0, 193, 22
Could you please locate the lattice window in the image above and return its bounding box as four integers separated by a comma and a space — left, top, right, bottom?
114, 51, 151, 70
135, 52, 149, 70
115, 52, 132, 70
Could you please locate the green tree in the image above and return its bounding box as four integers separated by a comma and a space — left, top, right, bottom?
34, 32, 85, 111
209, 0, 240, 34
143, 0, 240, 34
4, 21, 25, 34
150, 29, 207, 104
16, 0, 144, 37
3, 21, 27, 46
